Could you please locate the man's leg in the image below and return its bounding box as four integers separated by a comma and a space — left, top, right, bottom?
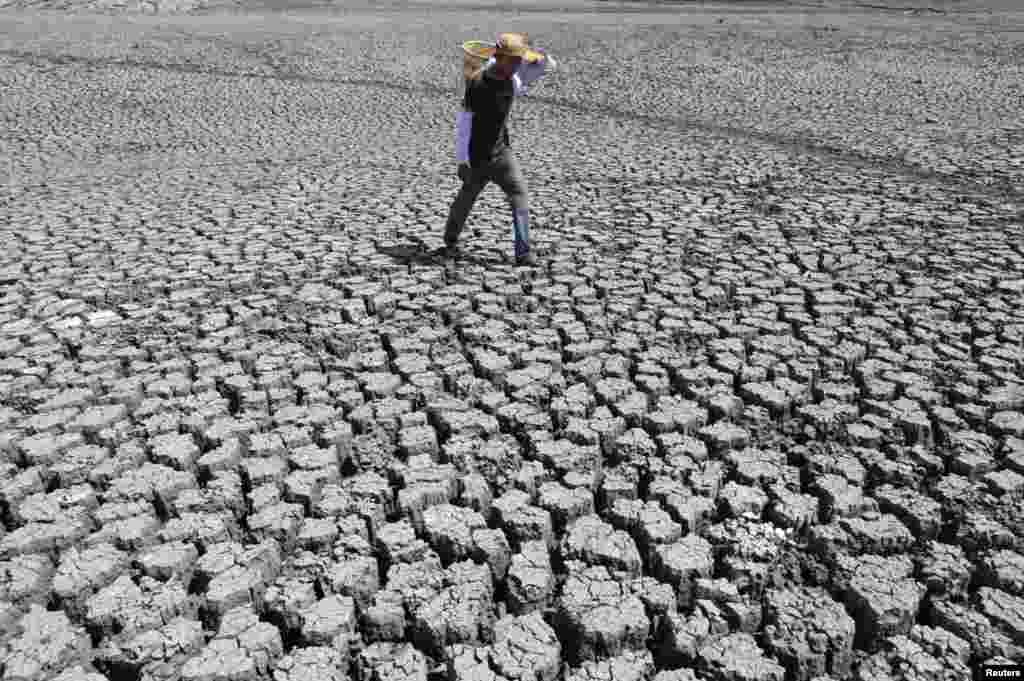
444, 164, 490, 247
490, 150, 531, 259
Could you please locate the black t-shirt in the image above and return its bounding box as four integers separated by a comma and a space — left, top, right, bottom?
464, 70, 515, 166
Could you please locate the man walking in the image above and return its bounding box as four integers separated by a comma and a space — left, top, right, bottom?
440, 33, 556, 267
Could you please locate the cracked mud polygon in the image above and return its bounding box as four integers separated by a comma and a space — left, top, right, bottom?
0, 0, 1022, 679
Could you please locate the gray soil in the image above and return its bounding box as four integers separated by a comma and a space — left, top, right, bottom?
0, 0, 1022, 678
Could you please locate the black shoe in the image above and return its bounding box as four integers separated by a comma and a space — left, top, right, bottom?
514, 251, 538, 267
434, 241, 461, 259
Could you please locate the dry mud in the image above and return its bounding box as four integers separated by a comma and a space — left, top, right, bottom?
0, 1, 1022, 679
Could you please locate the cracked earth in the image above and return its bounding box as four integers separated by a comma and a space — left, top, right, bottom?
0, 0, 1022, 679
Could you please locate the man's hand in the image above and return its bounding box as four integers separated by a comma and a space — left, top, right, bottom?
458, 162, 472, 183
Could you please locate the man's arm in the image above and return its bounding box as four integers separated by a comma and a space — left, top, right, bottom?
512, 52, 556, 97
455, 108, 473, 164
455, 81, 477, 164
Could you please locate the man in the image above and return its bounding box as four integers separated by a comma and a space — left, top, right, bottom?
440, 33, 557, 267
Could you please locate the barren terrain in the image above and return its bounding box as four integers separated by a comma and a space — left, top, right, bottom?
0, 1, 1022, 679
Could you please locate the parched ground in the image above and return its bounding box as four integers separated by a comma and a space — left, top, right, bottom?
0, 1, 1022, 680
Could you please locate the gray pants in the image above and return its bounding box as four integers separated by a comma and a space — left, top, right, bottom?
445, 148, 530, 257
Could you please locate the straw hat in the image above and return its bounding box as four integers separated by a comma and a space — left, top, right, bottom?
494, 32, 529, 59
462, 35, 544, 79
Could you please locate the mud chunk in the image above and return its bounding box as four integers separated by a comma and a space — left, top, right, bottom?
302, 594, 358, 651
51, 445, 110, 488
412, 561, 494, 657
699, 421, 751, 453
263, 576, 318, 640
85, 574, 196, 640
446, 644, 500, 681
647, 478, 715, 535
472, 528, 512, 582
457, 437, 516, 497
561, 515, 643, 578
608, 499, 682, 567
840, 554, 926, 650
652, 672, 698, 681
855, 633, 971, 681
658, 600, 731, 665
0, 512, 94, 559
356, 642, 428, 681
136, 540, 200, 583
384, 556, 446, 617
322, 553, 379, 610
726, 448, 787, 487
17, 432, 86, 468
84, 502, 160, 552
492, 491, 554, 551
160, 511, 238, 552
397, 425, 439, 460
241, 456, 290, 491
802, 522, 851, 565
978, 550, 1024, 597
690, 460, 726, 499
459, 473, 493, 518
10, 487, 95, 539
107, 463, 197, 511
50, 668, 107, 681
587, 410, 629, 458
249, 483, 283, 514
507, 540, 556, 615
422, 504, 487, 565
763, 587, 855, 680
313, 485, 357, 521
149, 432, 201, 473
537, 482, 594, 534
697, 632, 785, 681
435, 408, 500, 441
984, 469, 1024, 498
564, 650, 654, 681
295, 517, 339, 554
3, 605, 92, 681
614, 428, 656, 466
0, 468, 46, 518
377, 520, 434, 566
956, 511, 1018, 554
487, 612, 561, 681
916, 541, 972, 600
705, 518, 786, 598
928, 598, 1021, 660
809, 475, 874, 522
653, 535, 715, 609
719, 481, 770, 518
248, 502, 305, 553
273, 646, 347, 681
976, 587, 1024, 645
873, 484, 941, 539
629, 575, 678, 631
907, 624, 971, 664
0, 554, 53, 608
768, 488, 819, 532
99, 615, 205, 681
556, 563, 650, 664
535, 439, 601, 481
598, 468, 639, 510
396, 460, 459, 527
804, 448, 866, 487
361, 590, 406, 644
837, 514, 914, 555
197, 540, 282, 625
181, 605, 284, 681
